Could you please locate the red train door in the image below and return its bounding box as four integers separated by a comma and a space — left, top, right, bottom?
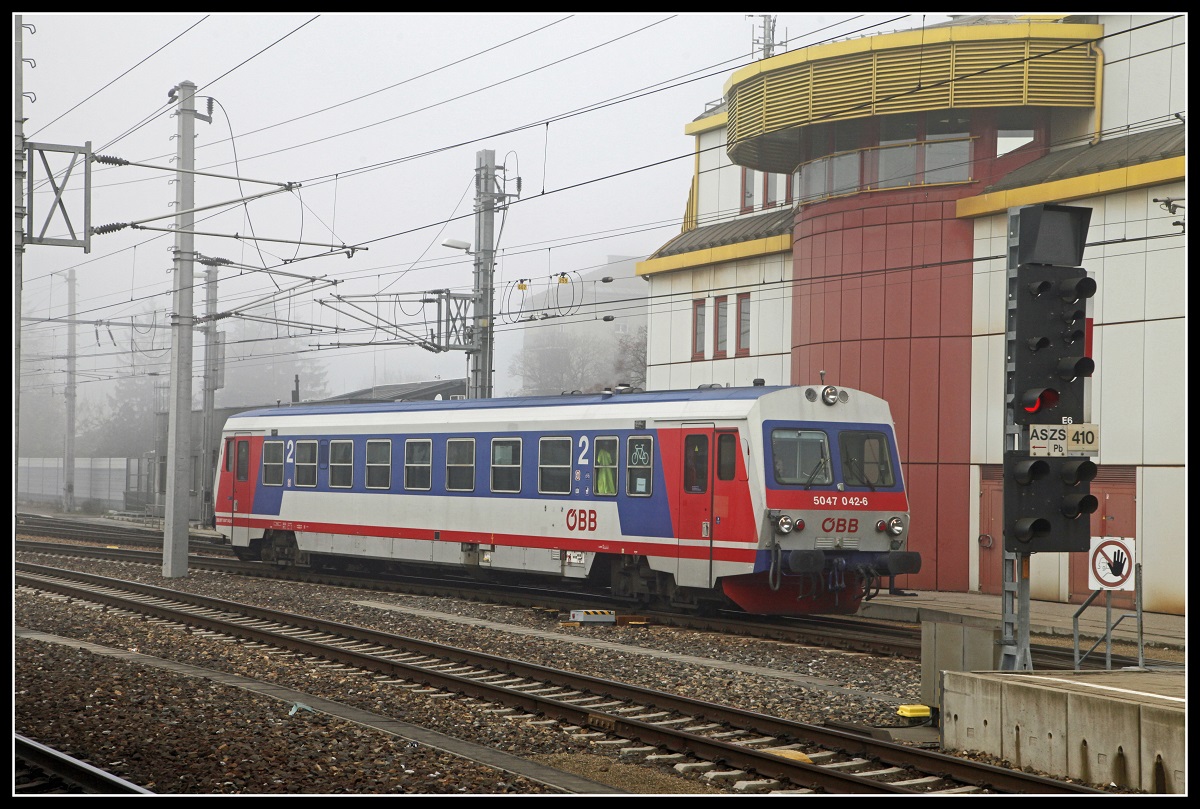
228, 435, 253, 546
680, 425, 715, 582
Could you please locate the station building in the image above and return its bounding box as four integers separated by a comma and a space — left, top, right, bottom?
637, 15, 1185, 614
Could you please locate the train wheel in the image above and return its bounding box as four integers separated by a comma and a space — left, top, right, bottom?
260, 531, 302, 569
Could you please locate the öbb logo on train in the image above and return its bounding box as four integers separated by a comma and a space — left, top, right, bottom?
566, 508, 597, 531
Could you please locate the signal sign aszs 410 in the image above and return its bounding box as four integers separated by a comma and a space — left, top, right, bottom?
1029, 423, 1100, 456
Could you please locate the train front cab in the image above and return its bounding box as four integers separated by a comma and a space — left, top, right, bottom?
720, 412, 921, 616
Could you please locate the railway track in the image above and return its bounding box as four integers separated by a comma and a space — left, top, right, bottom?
16, 529, 1170, 671
16, 561, 1100, 794
15, 734, 152, 794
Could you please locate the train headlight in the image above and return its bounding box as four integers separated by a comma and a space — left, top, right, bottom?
821, 385, 839, 406
876, 516, 905, 536
770, 511, 795, 535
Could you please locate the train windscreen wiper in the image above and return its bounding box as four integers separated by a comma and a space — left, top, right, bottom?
845, 456, 876, 491
802, 456, 828, 490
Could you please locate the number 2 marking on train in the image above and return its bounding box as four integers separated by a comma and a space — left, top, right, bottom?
286, 440, 294, 463
577, 435, 590, 466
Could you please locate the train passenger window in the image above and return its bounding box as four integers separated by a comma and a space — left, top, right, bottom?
594, 437, 618, 496
539, 437, 572, 495
236, 440, 250, 482
491, 438, 521, 493
224, 438, 233, 472
683, 435, 708, 493
262, 441, 284, 486
366, 439, 391, 489
626, 436, 653, 497
404, 439, 432, 490
329, 440, 353, 488
446, 438, 475, 492
839, 431, 895, 488
771, 429, 830, 485
295, 441, 317, 487
717, 433, 737, 481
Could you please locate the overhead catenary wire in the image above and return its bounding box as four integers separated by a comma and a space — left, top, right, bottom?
21, 15, 1183, 391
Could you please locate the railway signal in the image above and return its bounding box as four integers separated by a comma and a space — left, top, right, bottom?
1012, 264, 1096, 425
1003, 451, 1098, 553
1010, 204, 1095, 426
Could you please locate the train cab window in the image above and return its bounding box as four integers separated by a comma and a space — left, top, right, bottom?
329, 440, 354, 488
295, 441, 318, 487
839, 431, 895, 488
404, 439, 432, 490
717, 433, 737, 481
491, 438, 521, 493
771, 429, 831, 486
224, 438, 234, 472
626, 436, 653, 497
538, 437, 572, 495
683, 435, 708, 493
366, 439, 391, 489
594, 437, 618, 496
446, 438, 475, 492
236, 440, 250, 482
262, 441, 285, 486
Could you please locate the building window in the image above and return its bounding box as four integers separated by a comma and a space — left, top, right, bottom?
924, 111, 971, 183
262, 440, 284, 486
491, 438, 521, 493
736, 293, 751, 357
295, 440, 317, 487
329, 440, 353, 488
446, 438, 475, 492
692, 299, 706, 360
594, 437, 618, 496
538, 437, 572, 495
404, 439, 432, 490
627, 436, 654, 496
763, 172, 778, 208
714, 295, 728, 358
740, 166, 756, 213
366, 439, 391, 489
997, 108, 1038, 157
878, 113, 918, 188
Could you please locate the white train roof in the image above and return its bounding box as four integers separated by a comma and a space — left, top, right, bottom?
223, 385, 893, 433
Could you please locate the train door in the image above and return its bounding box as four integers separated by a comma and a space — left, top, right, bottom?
679, 425, 715, 583
225, 434, 253, 546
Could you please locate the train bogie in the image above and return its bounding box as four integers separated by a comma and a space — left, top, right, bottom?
214, 384, 920, 616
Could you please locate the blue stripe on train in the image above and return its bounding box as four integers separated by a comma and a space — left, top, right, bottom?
248, 428, 676, 538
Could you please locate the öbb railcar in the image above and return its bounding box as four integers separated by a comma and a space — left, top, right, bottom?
214, 384, 920, 615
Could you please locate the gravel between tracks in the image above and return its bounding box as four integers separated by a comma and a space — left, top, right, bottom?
13, 552, 1133, 794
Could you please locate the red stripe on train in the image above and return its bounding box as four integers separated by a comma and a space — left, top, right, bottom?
226, 516, 760, 563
